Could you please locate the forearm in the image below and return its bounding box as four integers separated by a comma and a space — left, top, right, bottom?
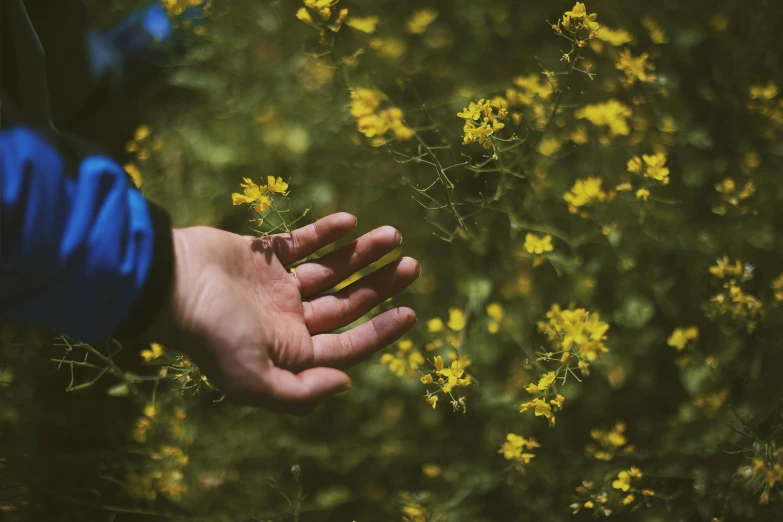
0, 126, 173, 341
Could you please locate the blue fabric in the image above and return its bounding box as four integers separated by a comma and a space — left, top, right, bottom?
0, 127, 155, 341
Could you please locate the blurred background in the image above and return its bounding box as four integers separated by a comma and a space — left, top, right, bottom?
3, 0, 783, 520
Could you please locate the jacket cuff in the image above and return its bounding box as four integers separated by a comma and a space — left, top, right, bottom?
113, 200, 175, 339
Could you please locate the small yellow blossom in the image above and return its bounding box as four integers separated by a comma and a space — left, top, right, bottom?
296, 7, 314, 24
564, 177, 607, 212
596, 26, 633, 46
635, 188, 650, 201
267, 176, 289, 194
141, 343, 164, 362
406, 8, 438, 34
346, 16, 379, 34
524, 233, 554, 255
575, 100, 632, 138
124, 163, 143, 188
426, 395, 438, 408
667, 326, 699, 350
615, 48, 656, 85
486, 303, 504, 322
642, 16, 668, 44
427, 317, 444, 333
447, 308, 466, 331
520, 398, 552, 418
612, 471, 632, 491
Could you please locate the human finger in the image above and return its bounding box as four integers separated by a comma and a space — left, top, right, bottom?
308, 306, 416, 369
265, 212, 357, 266
302, 257, 420, 335
260, 366, 351, 414
294, 225, 402, 298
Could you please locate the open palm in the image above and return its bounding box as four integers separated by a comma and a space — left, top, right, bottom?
146, 213, 419, 413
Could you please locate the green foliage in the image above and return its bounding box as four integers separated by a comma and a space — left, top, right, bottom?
4, 0, 783, 521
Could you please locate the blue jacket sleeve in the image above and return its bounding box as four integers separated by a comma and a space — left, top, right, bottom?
0, 126, 174, 342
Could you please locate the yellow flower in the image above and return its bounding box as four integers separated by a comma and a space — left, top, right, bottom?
433, 355, 444, 371
622, 494, 635, 505
143, 403, 157, 418
667, 326, 699, 350
524, 233, 554, 255
457, 99, 486, 120
564, 2, 587, 19
369, 37, 407, 59
520, 398, 552, 418
564, 177, 607, 210
124, 163, 143, 188
628, 466, 643, 478
486, 303, 504, 322
296, 7, 314, 24
615, 182, 632, 192
406, 8, 438, 34
615, 48, 656, 85
642, 153, 669, 183
612, 471, 632, 491
635, 188, 650, 201
537, 371, 556, 390
426, 395, 438, 408
641, 16, 668, 44
420, 374, 433, 384
750, 82, 779, 100
427, 318, 444, 333
267, 176, 289, 194
232, 177, 269, 206
575, 100, 632, 137
596, 26, 633, 46
398, 339, 413, 352
447, 308, 466, 331
141, 343, 163, 362
134, 124, 152, 141
346, 16, 379, 34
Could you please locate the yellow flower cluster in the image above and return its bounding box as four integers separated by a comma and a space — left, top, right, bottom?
538, 304, 610, 362
457, 98, 507, 149
350, 88, 414, 145
230, 176, 289, 226
712, 176, 756, 215
506, 74, 555, 128
615, 48, 656, 86
499, 433, 540, 473
571, 474, 653, 516
520, 371, 565, 427
564, 177, 609, 215
748, 82, 783, 133
423, 308, 466, 352
421, 354, 473, 411
141, 342, 164, 362
380, 339, 424, 379
123, 124, 164, 188
627, 152, 670, 184
555, 2, 600, 36
297, 0, 343, 25
667, 326, 699, 351
586, 422, 635, 461
575, 99, 632, 141
738, 445, 783, 504
612, 466, 643, 492
524, 233, 554, 255
706, 257, 764, 330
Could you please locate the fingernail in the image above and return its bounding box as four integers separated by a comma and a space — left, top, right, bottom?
396, 231, 403, 244
352, 215, 358, 228
415, 263, 422, 277
341, 382, 353, 393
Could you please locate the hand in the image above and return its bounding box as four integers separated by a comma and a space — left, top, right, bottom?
145, 213, 419, 413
